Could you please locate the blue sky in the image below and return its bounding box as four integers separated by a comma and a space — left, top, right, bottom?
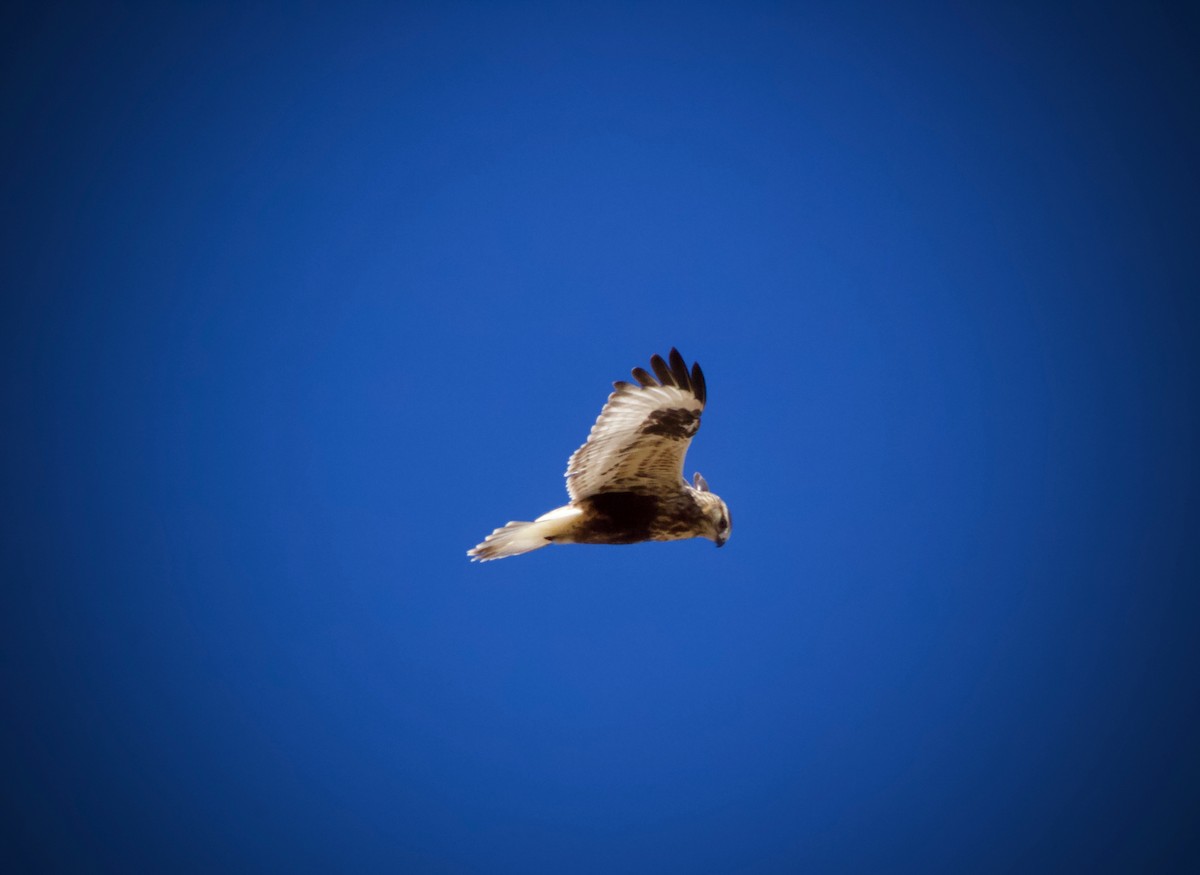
3, 2, 1198, 871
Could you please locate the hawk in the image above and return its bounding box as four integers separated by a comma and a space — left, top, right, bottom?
468, 348, 732, 561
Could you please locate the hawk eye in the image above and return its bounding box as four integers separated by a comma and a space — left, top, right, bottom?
717, 517, 728, 532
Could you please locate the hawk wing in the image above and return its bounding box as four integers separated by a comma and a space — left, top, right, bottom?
565, 349, 707, 500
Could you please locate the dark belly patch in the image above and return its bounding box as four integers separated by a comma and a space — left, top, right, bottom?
577, 491, 660, 544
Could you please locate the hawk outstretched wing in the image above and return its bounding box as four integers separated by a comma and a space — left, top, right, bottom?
565, 348, 707, 500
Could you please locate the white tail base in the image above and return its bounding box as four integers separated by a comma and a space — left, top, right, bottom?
467, 505, 583, 562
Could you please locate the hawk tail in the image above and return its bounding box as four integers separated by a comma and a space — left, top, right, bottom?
467, 505, 581, 562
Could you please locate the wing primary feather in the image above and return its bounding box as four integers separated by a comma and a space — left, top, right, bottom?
668, 348, 691, 390
631, 367, 657, 388
563, 349, 711, 501
650, 353, 674, 386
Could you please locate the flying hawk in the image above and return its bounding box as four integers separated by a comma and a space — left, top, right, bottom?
468, 348, 731, 561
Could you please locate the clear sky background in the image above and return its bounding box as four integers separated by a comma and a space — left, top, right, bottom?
3, 2, 1198, 872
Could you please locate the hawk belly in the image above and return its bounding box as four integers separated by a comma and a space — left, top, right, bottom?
569, 491, 703, 545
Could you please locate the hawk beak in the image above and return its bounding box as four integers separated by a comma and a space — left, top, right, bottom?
716, 536, 727, 548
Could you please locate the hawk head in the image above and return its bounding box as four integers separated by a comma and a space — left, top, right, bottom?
692, 472, 732, 547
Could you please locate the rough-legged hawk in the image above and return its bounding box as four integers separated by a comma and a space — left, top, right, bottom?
469, 348, 731, 561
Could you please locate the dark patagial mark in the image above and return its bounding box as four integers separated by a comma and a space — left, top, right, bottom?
641, 407, 700, 439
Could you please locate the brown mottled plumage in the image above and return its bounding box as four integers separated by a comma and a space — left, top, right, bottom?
468, 349, 731, 561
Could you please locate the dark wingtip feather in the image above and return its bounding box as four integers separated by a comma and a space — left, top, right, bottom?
612, 380, 633, 391
691, 361, 707, 405
668, 348, 691, 390
649, 353, 674, 386
631, 367, 657, 388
